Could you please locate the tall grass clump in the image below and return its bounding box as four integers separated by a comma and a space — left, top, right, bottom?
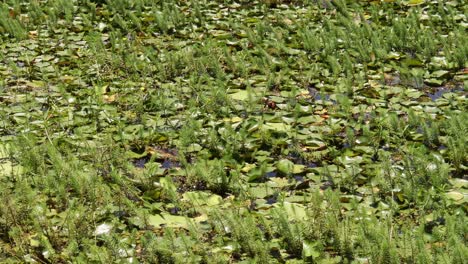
0, 4, 27, 39
442, 112, 467, 177
213, 210, 271, 263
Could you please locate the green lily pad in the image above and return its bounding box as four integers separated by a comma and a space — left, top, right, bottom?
425, 78, 444, 86
405, 0, 425, 6
30, 238, 41, 247
430, 70, 450, 78
210, 30, 231, 39
183, 191, 222, 206
276, 159, 294, 175
263, 122, 291, 133
445, 191, 464, 202
449, 179, 468, 189
280, 202, 308, 221
0, 160, 23, 178
228, 90, 258, 101
0, 142, 10, 159
148, 213, 189, 228
297, 115, 319, 125
304, 140, 326, 151
302, 240, 320, 258
249, 186, 275, 199
268, 177, 290, 188
186, 143, 203, 152
406, 89, 424, 99
293, 164, 306, 174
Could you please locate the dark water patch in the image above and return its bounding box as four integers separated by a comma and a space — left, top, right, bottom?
133, 156, 150, 168
266, 171, 277, 178
429, 89, 446, 101
416, 126, 424, 134
162, 160, 180, 169
169, 206, 182, 215
437, 145, 447, 150
286, 150, 307, 165
424, 217, 446, 234
320, 180, 334, 190
294, 175, 304, 182
266, 194, 278, 204
113, 210, 129, 218
342, 142, 351, 149
315, 94, 331, 101
307, 84, 334, 102
426, 84, 464, 101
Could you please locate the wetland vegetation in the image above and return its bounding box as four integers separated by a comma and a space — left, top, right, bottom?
0, 0, 467, 263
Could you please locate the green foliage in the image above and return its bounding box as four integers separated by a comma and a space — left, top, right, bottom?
0, 0, 466, 263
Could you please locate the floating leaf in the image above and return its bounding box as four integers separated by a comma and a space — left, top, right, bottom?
293, 164, 306, 174
228, 90, 257, 101
268, 177, 290, 188
445, 191, 464, 202
431, 70, 450, 78
186, 143, 202, 152
263, 122, 291, 133
0, 142, 10, 159
30, 238, 41, 248
183, 191, 222, 206
249, 185, 276, 199
297, 116, 318, 125
302, 240, 320, 258
281, 202, 308, 221
405, 0, 425, 6
210, 30, 231, 39
449, 179, 468, 189
406, 89, 424, 99
148, 213, 189, 229
223, 116, 243, 123
425, 78, 444, 86
276, 159, 294, 175
0, 160, 23, 178
241, 163, 256, 173
304, 140, 326, 151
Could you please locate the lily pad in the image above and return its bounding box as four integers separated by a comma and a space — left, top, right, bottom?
183, 191, 223, 206
148, 213, 189, 229
445, 191, 465, 203
302, 240, 320, 259
279, 202, 308, 221
262, 122, 291, 133
405, 0, 425, 6
276, 159, 294, 175
228, 90, 258, 101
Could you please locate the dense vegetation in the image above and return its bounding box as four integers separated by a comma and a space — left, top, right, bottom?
0, 0, 466, 263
